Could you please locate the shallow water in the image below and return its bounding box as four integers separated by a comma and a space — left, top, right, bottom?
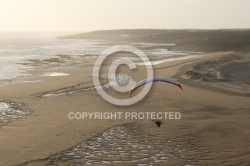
0, 101, 32, 127
41, 72, 70, 77
0, 32, 106, 81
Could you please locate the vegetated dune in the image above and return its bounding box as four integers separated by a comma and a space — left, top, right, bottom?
181, 52, 250, 96
61, 29, 250, 52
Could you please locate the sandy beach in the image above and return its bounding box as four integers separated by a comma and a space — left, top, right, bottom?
0, 49, 249, 166
1, 0, 250, 164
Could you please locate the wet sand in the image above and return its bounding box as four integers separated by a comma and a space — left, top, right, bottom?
17, 123, 205, 166
0, 52, 250, 166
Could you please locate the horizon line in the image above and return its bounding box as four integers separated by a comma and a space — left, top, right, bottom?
1, 28, 250, 33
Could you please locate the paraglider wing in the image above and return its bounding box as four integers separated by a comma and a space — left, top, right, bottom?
129, 77, 183, 98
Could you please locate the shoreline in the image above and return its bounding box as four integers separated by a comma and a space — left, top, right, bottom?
0, 51, 250, 165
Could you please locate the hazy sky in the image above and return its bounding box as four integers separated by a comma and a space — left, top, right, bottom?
0, 0, 249, 31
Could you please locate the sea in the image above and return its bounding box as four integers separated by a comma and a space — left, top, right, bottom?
0, 32, 107, 82
0, 32, 203, 84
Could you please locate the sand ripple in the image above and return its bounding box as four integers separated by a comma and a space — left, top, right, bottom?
23, 123, 198, 166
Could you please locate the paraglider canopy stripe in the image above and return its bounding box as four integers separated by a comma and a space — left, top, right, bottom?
129, 77, 183, 98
